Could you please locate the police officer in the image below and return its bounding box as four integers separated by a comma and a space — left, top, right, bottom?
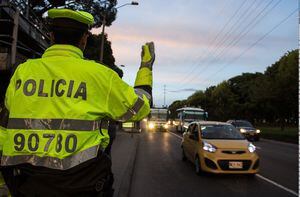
0, 8, 154, 196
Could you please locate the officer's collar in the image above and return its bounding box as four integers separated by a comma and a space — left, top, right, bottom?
42, 44, 84, 59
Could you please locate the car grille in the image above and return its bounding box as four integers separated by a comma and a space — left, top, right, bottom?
222, 150, 246, 154
217, 160, 252, 171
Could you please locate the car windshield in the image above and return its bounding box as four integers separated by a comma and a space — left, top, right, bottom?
201, 124, 244, 140
234, 121, 253, 128
183, 111, 205, 120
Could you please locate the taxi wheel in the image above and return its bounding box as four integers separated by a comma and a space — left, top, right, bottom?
195, 156, 202, 175
181, 147, 187, 161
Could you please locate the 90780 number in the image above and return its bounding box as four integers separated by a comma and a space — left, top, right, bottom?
13, 133, 77, 153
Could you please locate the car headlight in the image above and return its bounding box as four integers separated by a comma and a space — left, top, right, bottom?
248, 143, 256, 153
164, 124, 168, 129
148, 122, 155, 129
143, 118, 148, 122
240, 128, 246, 133
256, 129, 261, 133
202, 141, 217, 153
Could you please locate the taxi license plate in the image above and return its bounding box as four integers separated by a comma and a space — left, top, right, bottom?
229, 161, 243, 169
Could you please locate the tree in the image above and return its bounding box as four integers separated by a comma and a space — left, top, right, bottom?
84, 33, 123, 77
168, 49, 298, 127
29, 0, 118, 28
84, 33, 115, 66
168, 100, 187, 119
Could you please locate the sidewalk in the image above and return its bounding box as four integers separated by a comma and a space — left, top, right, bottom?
111, 131, 140, 197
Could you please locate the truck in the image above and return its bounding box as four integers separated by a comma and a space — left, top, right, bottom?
174, 107, 208, 133
146, 108, 169, 132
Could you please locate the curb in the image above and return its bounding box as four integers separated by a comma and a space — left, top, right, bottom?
115, 133, 140, 197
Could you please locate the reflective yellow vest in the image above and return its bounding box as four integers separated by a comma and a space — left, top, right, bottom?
0, 44, 151, 170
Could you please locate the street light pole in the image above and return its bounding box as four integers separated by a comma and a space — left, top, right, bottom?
100, 15, 106, 63
99, 1, 138, 63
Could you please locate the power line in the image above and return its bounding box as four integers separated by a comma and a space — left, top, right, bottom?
201, 7, 298, 83
175, 0, 249, 87
177, 0, 279, 89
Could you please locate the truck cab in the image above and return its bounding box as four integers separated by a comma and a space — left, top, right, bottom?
175, 107, 208, 133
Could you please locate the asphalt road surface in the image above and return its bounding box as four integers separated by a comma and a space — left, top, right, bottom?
129, 130, 298, 197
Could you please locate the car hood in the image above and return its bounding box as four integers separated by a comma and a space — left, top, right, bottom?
204, 139, 249, 149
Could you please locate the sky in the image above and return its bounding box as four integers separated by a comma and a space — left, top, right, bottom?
93, 0, 298, 107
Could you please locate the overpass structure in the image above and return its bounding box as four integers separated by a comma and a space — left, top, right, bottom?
0, 0, 50, 103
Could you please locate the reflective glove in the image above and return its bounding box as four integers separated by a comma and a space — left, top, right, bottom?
140, 42, 155, 70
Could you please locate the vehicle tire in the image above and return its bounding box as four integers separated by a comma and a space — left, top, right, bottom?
195, 156, 202, 175
181, 147, 187, 161
255, 136, 260, 141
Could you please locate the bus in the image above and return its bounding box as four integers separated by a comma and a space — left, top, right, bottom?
175, 107, 208, 133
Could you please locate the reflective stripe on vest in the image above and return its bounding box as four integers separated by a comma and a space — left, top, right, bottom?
134, 88, 151, 101
7, 118, 108, 130
1, 144, 100, 170
116, 96, 145, 121
2, 118, 109, 170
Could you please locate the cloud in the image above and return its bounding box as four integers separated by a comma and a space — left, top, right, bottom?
168, 88, 198, 93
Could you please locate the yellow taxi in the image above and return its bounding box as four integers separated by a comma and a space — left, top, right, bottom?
181, 121, 259, 175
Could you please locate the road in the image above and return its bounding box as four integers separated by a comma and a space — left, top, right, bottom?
129, 130, 298, 197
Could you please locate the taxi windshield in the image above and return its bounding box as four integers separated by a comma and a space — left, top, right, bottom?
201, 124, 244, 140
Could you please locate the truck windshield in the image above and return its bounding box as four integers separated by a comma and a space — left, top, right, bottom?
151, 113, 167, 120
201, 124, 244, 140
183, 111, 204, 120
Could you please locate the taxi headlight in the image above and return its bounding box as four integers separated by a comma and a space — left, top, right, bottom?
202, 141, 217, 153
164, 124, 168, 129
256, 129, 261, 133
240, 128, 246, 133
148, 122, 155, 129
248, 143, 256, 153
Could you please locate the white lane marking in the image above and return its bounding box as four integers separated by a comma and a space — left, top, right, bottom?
256, 146, 261, 150
168, 131, 183, 139
256, 174, 298, 196
168, 131, 298, 196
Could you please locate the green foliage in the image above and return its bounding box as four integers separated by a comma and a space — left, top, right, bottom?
258, 127, 298, 144
169, 49, 298, 129
29, 0, 118, 28
84, 34, 123, 77
168, 100, 187, 119
84, 34, 115, 66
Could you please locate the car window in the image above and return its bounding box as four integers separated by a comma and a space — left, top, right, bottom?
200, 124, 244, 140
191, 124, 199, 141
234, 121, 253, 127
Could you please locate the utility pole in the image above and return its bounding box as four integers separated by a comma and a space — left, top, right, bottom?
163, 85, 166, 108
99, 1, 138, 63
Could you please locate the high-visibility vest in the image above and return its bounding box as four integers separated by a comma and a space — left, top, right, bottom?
0, 44, 151, 170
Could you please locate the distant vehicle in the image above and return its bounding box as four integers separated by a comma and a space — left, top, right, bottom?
174, 107, 208, 133
227, 120, 260, 141
181, 121, 259, 175
147, 108, 169, 131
